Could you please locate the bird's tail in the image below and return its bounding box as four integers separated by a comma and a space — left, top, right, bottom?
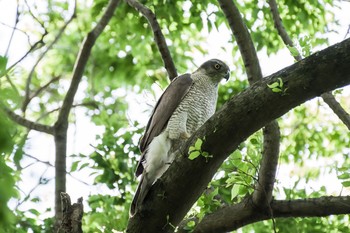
130, 174, 152, 216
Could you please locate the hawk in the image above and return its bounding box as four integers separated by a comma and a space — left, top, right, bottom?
130, 59, 230, 215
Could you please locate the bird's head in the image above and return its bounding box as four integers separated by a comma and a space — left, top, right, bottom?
196, 59, 230, 84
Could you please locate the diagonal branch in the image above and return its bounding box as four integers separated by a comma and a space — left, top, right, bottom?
3, 106, 54, 134
268, 0, 350, 131
125, 0, 178, 80
322, 92, 350, 130
193, 196, 350, 232
5, 0, 20, 57
218, 0, 280, 207
268, 0, 302, 61
55, 0, 120, 128
22, 76, 61, 113
217, 0, 263, 83
22, 0, 77, 113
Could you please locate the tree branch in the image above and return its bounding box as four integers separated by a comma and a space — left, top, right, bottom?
5, 0, 19, 57
217, 0, 263, 83
252, 121, 280, 207
53, 0, 120, 226
218, 0, 280, 208
125, 0, 178, 80
322, 92, 350, 130
268, 0, 350, 131
193, 196, 350, 232
22, 76, 61, 113
3, 106, 54, 134
22, 1, 77, 113
126, 38, 350, 232
268, 0, 302, 61
55, 0, 120, 127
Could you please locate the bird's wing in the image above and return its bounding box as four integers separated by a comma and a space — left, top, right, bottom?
135, 73, 193, 176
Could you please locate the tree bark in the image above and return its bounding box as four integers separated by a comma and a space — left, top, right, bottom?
126, 38, 350, 232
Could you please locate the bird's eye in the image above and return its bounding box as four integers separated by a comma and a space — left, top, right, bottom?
214, 63, 221, 70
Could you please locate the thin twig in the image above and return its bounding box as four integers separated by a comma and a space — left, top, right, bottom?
5, 0, 20, 57
5, 33, 47, 73
23, 0, 46, 29
38, 101, 99, 121
15, 167, 52, 208
0, 21, 32, 45
24, 153, 91, 186
125, 0, 178, 80
22, 0, 77, 113
344, 25, 350, 39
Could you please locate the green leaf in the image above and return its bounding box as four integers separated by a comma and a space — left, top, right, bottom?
267, 82, 279, 88
278, 78, 283, 88
337, 173, 350, 180
231, 184, 239, 200
341, 181, 350, 187
189, 151, 201, 160
287, 45, 300, 57
70, 161, 79, 172
272, 87, 282, 93
0, 55, 8, 77
194, 138, 203, 150
188, 146, 196, 153
28, 209, 40, 216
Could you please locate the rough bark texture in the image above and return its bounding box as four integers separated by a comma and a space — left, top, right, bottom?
57, 193, 83, 233
126, 38, 350, 233
193, 196, 350, 232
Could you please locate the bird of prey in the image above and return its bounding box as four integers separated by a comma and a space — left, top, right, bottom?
130, 59, 230, 216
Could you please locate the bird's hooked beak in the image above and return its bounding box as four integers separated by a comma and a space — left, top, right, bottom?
224, 70, 230, 81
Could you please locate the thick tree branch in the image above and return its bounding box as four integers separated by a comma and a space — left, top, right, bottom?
193, 196, 350, 232
3, 106, 54, 134
126, 38, 350, 233
218, 0, 280, 208
217, 0, 262, 83
22, 1, 77, 113
125, 0, 178, 80
268, 0, 350, 131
